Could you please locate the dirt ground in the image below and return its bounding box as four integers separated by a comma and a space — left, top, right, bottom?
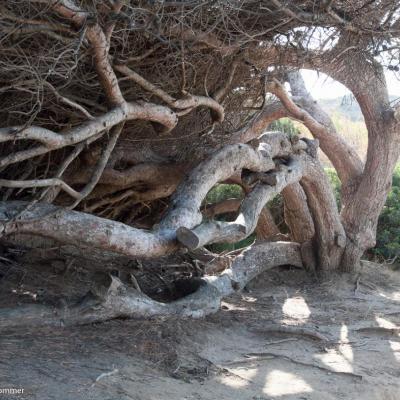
0, 244, 399, 400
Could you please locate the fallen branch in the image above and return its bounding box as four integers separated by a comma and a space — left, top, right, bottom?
0, 242, 303, 329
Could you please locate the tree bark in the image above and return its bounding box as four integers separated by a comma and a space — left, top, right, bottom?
1, 133, 311, 258
282, 183, 314, 243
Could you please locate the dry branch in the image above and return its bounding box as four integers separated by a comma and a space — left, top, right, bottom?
0, 103, 178, 168
115, 65, 225, 122
69, 122, 124, 208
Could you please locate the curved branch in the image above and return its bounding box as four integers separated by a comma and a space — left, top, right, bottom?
0, 126, 63, 147
69, 122, 124, 208
71, 162, 185, 187
41, 132, 105, 203
37, 0, 124, 106
173, 95, 225, 122
300, 156, 346, 272
229, 101, 287, 144
160, 132, 304, 232
285, 72, 363, 183
115, 64, 176, 104
44, 82, 94, 120
0, 178, 81, 199
176, 154, 305, 250
1, 201, 176, 258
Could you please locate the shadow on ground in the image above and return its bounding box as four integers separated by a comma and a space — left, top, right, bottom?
0, 247, 399, 400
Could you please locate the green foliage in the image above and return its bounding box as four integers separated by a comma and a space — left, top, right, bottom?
269, 118, 300, 137
206, 184, 243, 204
374, 165, 400, 260
325, 166, 400, 261
324, 168, 342, 209
208, 235, 255, 253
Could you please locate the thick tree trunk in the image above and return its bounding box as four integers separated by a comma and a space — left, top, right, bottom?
282, 183, 314, 243
282, 183, 317, 271
301, 157, 346, 272
340, 120, 400, 270
327, 53, 400, 271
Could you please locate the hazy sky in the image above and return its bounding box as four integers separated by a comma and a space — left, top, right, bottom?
301, 69, 400, 100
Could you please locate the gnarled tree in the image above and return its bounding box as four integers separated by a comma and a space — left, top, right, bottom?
0, 0, 399, 327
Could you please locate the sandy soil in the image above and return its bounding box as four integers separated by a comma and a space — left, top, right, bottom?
0, 252, 399, 400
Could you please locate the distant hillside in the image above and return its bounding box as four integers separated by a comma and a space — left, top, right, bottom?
318, 95, 399, 122
318, 96, 363, 121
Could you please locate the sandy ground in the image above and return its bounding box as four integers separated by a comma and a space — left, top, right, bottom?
0, 257, 400, 400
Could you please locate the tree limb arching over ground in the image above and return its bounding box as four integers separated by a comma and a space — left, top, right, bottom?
0, 0, 400, 326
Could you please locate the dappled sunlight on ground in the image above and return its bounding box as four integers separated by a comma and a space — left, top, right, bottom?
264, 369, 313, 397
315, 347, 355, 374
314, 323, 354, 374
375, 316, 398, 329
389, 341, 400, 362
281, 296, 311, 321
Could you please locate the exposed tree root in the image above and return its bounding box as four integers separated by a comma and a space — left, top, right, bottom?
251, 324, 329, 342
0, 242, 302, 329
355, 327, 400, 336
